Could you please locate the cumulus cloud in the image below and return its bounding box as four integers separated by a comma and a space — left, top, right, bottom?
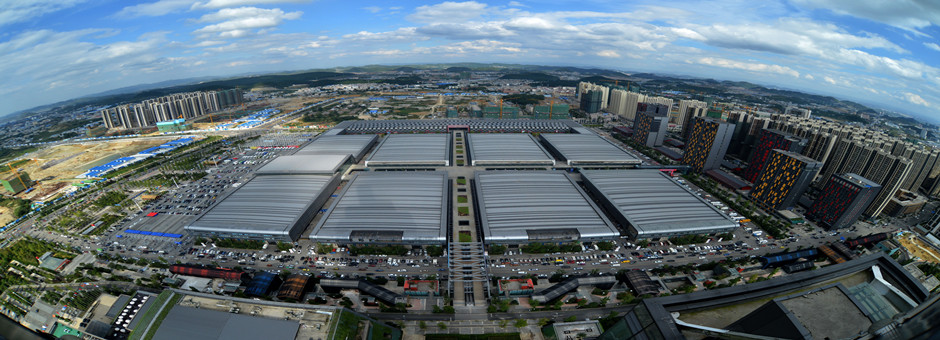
0, 0, 86, 27
904, 92, 930, 106
695, 57, 801, 78
195, 7, 302, 38
408, 1, 489, 24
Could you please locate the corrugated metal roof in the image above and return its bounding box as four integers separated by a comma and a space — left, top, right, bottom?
468, 134, 555, 166
255, 154, 350, 175
310, 172, 448, 243
365, 134, 450, 166
152, 306, 299, 340
185, 174, 338, 238
474, 171, 618, 243
295, 134, 377, 161
580, 170, 737, 237
540, 134, 641, 165
337, 119, 577, 134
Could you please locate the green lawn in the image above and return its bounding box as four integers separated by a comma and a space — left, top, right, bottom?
457, 206, 469, 216
459, 232, 473, 242
457, 196, 468, 203
456, 178, 466, 185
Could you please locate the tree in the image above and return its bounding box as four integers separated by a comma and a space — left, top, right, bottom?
419, 321, 427, 330
499, 320, 509, 328
538, 318, 551, 327
437, 322, 447, 330
514, 319, 528, 328
564, 315, 577, 322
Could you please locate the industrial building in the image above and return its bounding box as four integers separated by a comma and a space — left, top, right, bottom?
598, 254, 929, 340
474, 171, 619, 244
683, 117, 734, 172
255, 154, 351, 175
531, 276, 617, 303
365, 134, 451, 167
808, 173, 881, 230
333, 119, 577, 134
169, 265, 248, 281
294, 134, 377, 162
319, 279, 407, 305
751, 149, 823, 211
466, 133, 555, 166
185, 174, 340, 242
539, 134, 641, 166
309, 172, 448, 244
580, 170, 738, 239
245, 272, 282, 297
151, 305, 300, 340
276, 275, 314, 301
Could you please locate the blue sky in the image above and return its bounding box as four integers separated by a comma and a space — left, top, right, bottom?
1, 0, 939, 122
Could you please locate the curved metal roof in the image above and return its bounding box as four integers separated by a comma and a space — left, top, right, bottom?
365, 134, 450, 166
540, 134, 641, 165
185, 174, 338, 237
310, 171, 448, 243
580, 170, 737, 237
468, 133, 555, 166
474, 171, 618, 243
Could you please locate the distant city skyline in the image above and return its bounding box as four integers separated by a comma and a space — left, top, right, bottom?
1, 0, 939, 121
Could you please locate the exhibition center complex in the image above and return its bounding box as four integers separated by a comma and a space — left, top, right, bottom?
184, 119, 738, 245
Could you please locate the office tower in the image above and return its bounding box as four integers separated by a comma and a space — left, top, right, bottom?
677, 99, 707, 128
580, 89, 604, 114
743, 129, 807, 183
683, 117, 735, 172
751, 149, 823, 211
633, 104, 669, 147
808, 173, 881, 230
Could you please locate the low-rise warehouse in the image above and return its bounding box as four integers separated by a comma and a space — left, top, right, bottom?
332, 119, 576, 134
294, 134, 377, 162
277, 275, 313, 301
474, 171, 619, 244
245, 272, 281, 297
309, 172, 448, 244
467, 133, 555, 166
152, 305, 300, 340
539, 134, 641, 166
255, 154, 351, 175
185, 174, 340, 242
580, 170, 738, 239
365, 134, 451, 167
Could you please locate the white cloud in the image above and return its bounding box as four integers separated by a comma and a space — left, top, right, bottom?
695, 57, 801, 78
926, 42, 940, 52
597, 50, 620, 58
195, 7, 302, 38
115, 0, 195, 17
0, 0, 86, 27
342, 28, 423, 42
193, 0, 310, 9
408, 1, 489, 24
363, 6, 381, 13
508, 1, 526, 7
903, 92, 932, 107
793, 0, 940, 34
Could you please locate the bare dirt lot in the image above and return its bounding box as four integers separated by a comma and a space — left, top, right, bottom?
10, 138, 173, 201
